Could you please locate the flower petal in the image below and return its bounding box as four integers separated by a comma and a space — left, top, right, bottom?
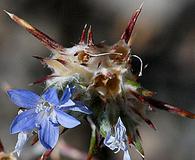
42, 87, 59, 105
60, 86, 72, 104
61, 101, 92, 114
10, 109, 37, 134
123, 150, 131, 160
115, 117, 126, 140
55, 109, 80, 128
60, 99, 75, 108
14, 132, 29, 156
38, 118, 59, 149
7, 89, 40, 108
104, 134, 118, 151
104, 117, 129, 154
104, 132, 114, 145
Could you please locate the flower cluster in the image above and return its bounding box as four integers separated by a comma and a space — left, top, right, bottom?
5, 3, 195, 160
8, 86, 91, 155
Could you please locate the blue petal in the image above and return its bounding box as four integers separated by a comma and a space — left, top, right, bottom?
47, 111, 59, 127
42, 87, 59, 106
38, 118, 59, 149
7, 89, 40, 108
70, 86, 75, 94
55, 109, 80, 128
10, 109, 37, 134
60, 86, 73, 104
60, 99, 75, 108
62, 101, 92, 114
104, 131, 117, 151
104, 131, 112, 145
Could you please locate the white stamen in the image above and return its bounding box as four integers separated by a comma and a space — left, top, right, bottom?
131, 54, 143, 77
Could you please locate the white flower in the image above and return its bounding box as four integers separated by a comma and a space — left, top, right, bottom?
14, 132, 28, 156
104, 117, 131, 160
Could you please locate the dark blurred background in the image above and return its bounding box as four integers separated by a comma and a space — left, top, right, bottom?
0, 0, 195, 159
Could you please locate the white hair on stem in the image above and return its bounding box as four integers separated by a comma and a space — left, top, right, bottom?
86, 52, 122, 57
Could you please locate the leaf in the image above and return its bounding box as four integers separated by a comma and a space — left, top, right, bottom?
126, 79, 141, 88
126, 80, 155, 97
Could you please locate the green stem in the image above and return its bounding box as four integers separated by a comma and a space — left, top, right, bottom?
87, 117, 96, 160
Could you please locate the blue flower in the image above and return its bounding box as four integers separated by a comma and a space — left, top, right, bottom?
8, 86, 91, 150
104, 117, 131, 160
